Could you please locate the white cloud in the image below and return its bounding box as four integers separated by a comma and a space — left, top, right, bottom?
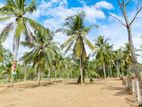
38, 1, 52, 9
41, 1, 114, 29
27, 0, 68, 20
43, 7, 78, 30
84, 6, 105, 23
95, 1, 114, 10
40, 1, 114, 58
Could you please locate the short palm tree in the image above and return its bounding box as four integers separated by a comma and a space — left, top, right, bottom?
112, 49, 124, 77
85, 60, 100, 81
58, 13, 95, 83
52, 53, 66, 80
0, 0, 44, 58
20, 29, 59, 85
0, 40, 13, 64
0, 44, 13, 81
95, 36, 112, 79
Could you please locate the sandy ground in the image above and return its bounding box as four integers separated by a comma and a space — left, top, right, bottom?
0, 79, 133, 107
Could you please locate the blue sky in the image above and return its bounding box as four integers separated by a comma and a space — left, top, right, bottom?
0, 0, 142, 62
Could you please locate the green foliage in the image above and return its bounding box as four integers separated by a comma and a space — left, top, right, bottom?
0, 0, 44, 58
0, 1, 138, 83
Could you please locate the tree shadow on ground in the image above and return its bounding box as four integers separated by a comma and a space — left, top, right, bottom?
125, 97, 139, 107
65, 80, 98, 85
0, 82, 56, 94
0, 81, 56, 93
102, 85, 139, 106
103, 86, 129, 96
0, 86, 11, 94
65, 81, 80, 85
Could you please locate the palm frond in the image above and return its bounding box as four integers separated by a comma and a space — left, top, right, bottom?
64, 41, 74, 54
24, 17, 45, 32
13, 35, 20, 57
6, 0, 16, 7
20, 41, 34, 48
85, 38, 95, 50
25, 0, 36, 13
0, 16, 13, 22
0, 22, 14, 41
0, 5, 15, 14
61, 35, 76, 49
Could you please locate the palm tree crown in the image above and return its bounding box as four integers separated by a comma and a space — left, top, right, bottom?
60, 13, 94, 61
58, 13, 95, 83
0, 0, 45, 58
20, 28, 59, 84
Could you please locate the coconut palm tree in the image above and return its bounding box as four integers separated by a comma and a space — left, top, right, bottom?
20, 29, 59, 85
0, 40, 13, 65
0, 0, 45, 59
85, 60, 100, 82
95, 36, 112, 79
52, 53, 67, 81
112, 49, 121, 77
0, 45, 13, 82
111, 44, 134, 78
58, 13, 95, 83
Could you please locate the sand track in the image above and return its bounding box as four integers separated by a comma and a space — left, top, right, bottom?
0, 79, 132, 107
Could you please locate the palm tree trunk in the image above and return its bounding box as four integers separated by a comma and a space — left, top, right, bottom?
54, 70, 56, 81
60, 70, 62, 80
108, 65, 111, 78
121, 70, 124, 77
38, 70, 41, 85
48, 69, 51, 83
79, 58, 83, 84
103, 62, 106, 79
113, 62, 120, 78
24, 65, 27, 81
116, 67, 120, 78
67, 70, 70, 80
53, 66, 56, 81
36, 66, 41, 85
109, 64, 112, 78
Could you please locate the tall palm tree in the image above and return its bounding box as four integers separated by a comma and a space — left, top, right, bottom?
0, 0, 44, 59
20, 29, 59, 85
58, 13, 95, 83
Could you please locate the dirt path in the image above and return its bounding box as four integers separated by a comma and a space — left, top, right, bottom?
0, 79, 131, 107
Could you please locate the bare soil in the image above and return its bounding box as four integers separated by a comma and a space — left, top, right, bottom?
0, 79, 134, 107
